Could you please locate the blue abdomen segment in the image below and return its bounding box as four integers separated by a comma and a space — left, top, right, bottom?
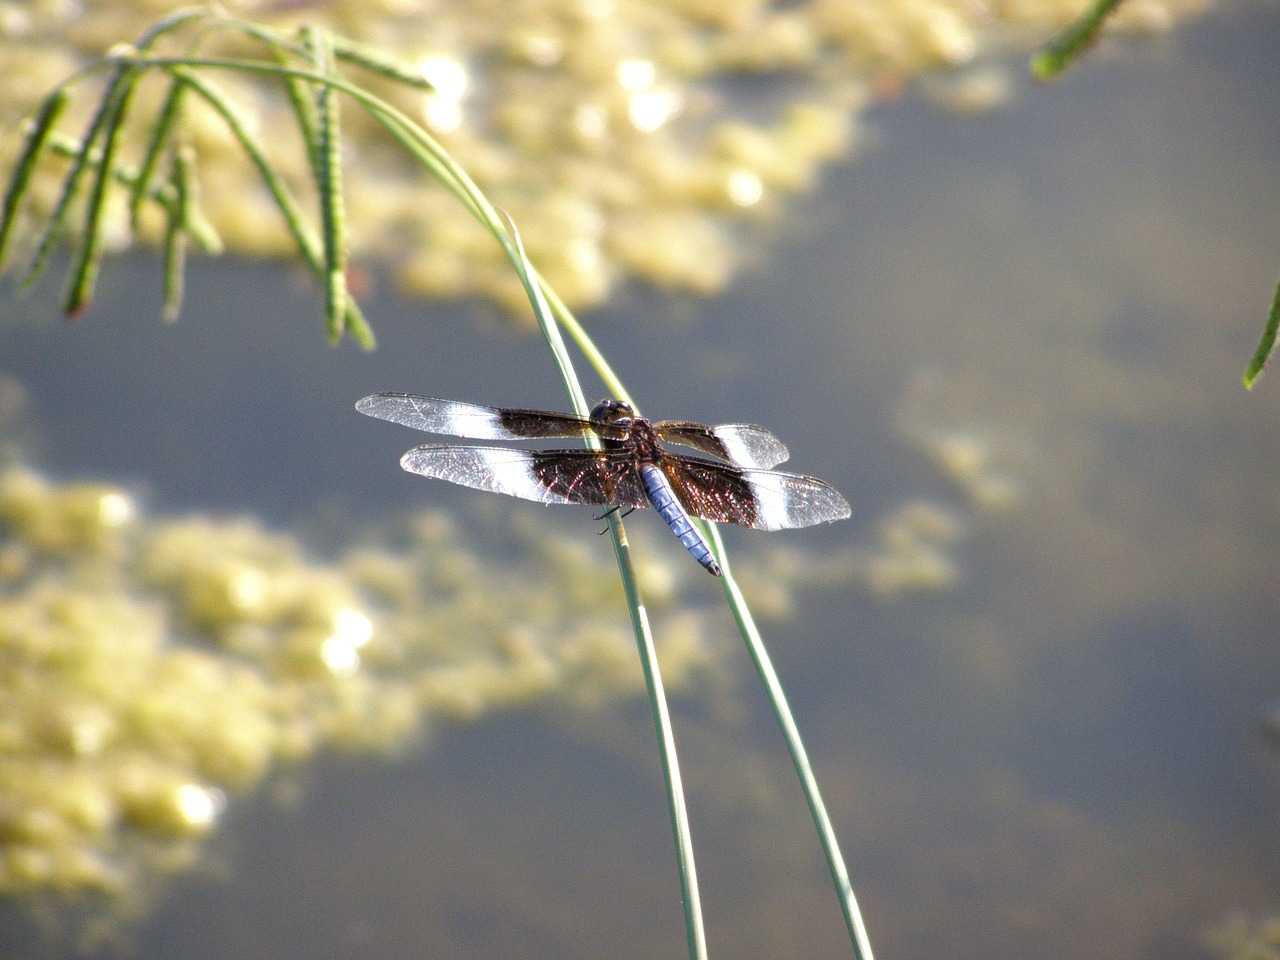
639, 463, 722, 576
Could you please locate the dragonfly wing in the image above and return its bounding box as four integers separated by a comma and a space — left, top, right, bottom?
655, 421, 790, 468
357, 394, 602, 440
664, 455, 850, 530
400, 446, 649, 508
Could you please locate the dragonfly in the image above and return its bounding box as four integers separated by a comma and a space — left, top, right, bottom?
355, 393, 851, 576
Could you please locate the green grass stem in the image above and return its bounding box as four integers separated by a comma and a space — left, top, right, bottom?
501, 210, 707, 960
128, 76, 187, 230
169, 67, 319, 272
44, 132, 222, 255
302, 26, 350, 343
1244, 278, 1280, 388
709, 525, 876, 960
1031, 0, 1126, 80
167, 62, 372, 344
330, 36, 434, 90
281, 27, 322, 162
0, 88, 69, 274
64, 66, 140, 316
161, 145, 193, 322
133, 5, 211, 50
22, 64, 133, 294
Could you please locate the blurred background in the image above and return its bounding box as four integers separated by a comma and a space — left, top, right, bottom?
0, 1, 1278, 958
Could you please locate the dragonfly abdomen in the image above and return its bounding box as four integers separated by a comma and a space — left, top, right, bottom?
638, 463, 722, 577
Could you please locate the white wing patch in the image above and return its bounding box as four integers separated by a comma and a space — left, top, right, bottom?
400, 446, 575, 505
357, 395, 513, 438
714, 425, 789, 468
745, 471, 851, 531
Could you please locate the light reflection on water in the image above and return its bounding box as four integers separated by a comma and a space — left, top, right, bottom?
3, 5, 1280, 960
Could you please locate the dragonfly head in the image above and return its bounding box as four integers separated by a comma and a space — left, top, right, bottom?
589, 399, 636, 426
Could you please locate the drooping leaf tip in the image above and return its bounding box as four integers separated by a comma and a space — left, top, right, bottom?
1029, 53, 1060, 82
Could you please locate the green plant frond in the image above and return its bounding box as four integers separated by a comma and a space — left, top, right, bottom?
16, 44, 497, 338
302, 26, 351, 343
44, 132, 226, 258
213, 15, 434, 91
168, 66, 326, 281
280, 32, 321, 176
162, 145, 191, 323
0, 88, 70, 274
133, 5, 212, 51
330, 36, 434, 90
180, 201, 222, 256
1031, 0, 1126, 80
22, 62, 135, 296
64, 66, 143, 317
339, 294, 376, 349
44, 4, 207, 314
1244, 278, 1280, 389
129, 76, 187, 231
0, 11, 428, 343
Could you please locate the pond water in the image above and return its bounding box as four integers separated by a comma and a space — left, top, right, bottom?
2, 3, 1280, 959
